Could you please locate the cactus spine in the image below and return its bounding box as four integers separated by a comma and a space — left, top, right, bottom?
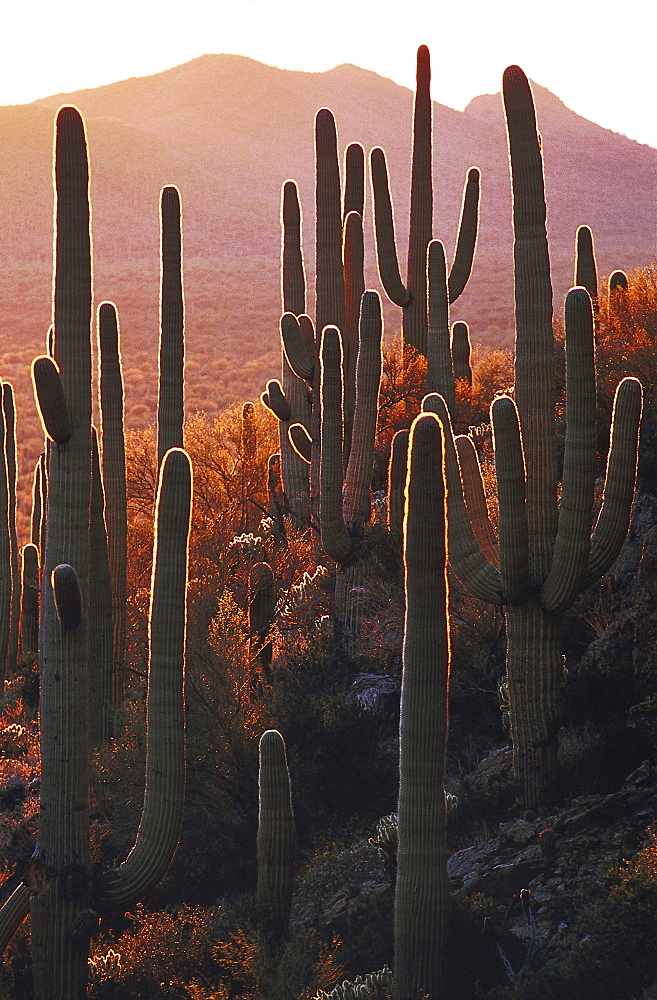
395, 411, 450, 999
157, 185, 185, 467
98, 301, 127, 704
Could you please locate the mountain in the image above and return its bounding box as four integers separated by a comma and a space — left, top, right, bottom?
0, 54, 655, 527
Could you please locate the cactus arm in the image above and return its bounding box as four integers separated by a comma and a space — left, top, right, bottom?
343, 291, 383, 530
422, 393, 503, 604
574, 225, 598, 309
256, 730, 296, 933
388, 429, 410, 545
3, 384, 19, 676
319, 327, 352, 562
451, 322, 472, 382
370, 147, 411, 308
261, 380, 291, 422
404, 44, 433, 356
157, 185, 185, 467
395, 411, 449, 1000
31, 455, 44, 550
503, 65, 557, 585
426, 240, 455, 413
0, 883, 30, 953
96, 448, 191, 912
492, 396, 530, 604
455, 435, 499, 568
315, 109, 345, 337
448, 167, 480, 304
580, 377, 642, 591
343, 142, 365, 219
20, 543, 40, 658
281, 180, 305, 315
288, 424, 312, 464
542, 288, 597, 614
281, 312, 314, 383
342, 211, 365, 466
32, 356, 71, 444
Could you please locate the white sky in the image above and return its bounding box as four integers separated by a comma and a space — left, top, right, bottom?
2, 0, 655, 148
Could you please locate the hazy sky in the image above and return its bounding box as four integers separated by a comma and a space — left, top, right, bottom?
3, 0, 655, 148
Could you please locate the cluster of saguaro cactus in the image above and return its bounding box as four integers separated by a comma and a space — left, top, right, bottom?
0, 105, 193, 999
394, 410, 451, 999
431, 66, 642, 808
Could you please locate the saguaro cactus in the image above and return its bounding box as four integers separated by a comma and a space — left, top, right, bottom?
3, 383, 19, 675
429, 67, 643, 808
20, 543, 40, 659
98, 300, 128, 704
0, 388, 10, 682
256, 729, 296, 936
395, 411, 451, 1000
370, 45, 480, 357
157, 185, 185, 467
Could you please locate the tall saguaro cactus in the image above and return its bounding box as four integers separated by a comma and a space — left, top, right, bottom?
98, 300, 128, 704
429, 67, 643, 808
395, 411, 450, 1000
256, 729, 296, 937
157, 185, 185, 467
3, 383, 19, 676
31, 103, 94, 1000
370, 45, 480, 357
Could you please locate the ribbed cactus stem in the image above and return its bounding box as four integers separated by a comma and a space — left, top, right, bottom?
574, 225, 598, 310
256, 729, 296, 934
404, 45, 433, 356
32, 106, 93, 1000
395, 411, 450, 1000
320, 326, 351, 563
32, 357, 71, 444
451, 322, 472, 383
90, 428, 113, 743
388, 429, 410, 546
241, 401, 256, 530
20, 543, 40, 658
98, 300, 127, 704
455, 435, 498, 568
315, 108, 345, 338
426, 240, 454, 413
157, 185, 185, 467
250, 562, 275, 679
343, 142, 365, 219
342, 210, 365, 466
448, 169, 480, 303
31, 454, 45, 551
97, 448, 191, 911
281, 180, 306, 315
3, 384, 18, 676
0, 389, 10, 682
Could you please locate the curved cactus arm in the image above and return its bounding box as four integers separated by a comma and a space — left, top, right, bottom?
455, 435, 499, 568
288, 424, 312, 464
261, 380, 291, 422
319, 327, 352, 562
343, 142, 365, 219
574, 225, 598, 310
426, 240, 454, 413
0, 883, 30, 953
343, 291, 383, 529
492, 396, 530, 604
370, 147, 411, 308
451, 322, 472, 382
388, 428, 410, 544
157, 185, 185, 467
343, 211, 365, 467
542, 288, 597, 614
315, 108, 345, 337
395, 410, 449, 1000
281, 312, 314, 383
281, 180, 306, 315
608, 269, 628, 293
422, 393, 503, 604
96, 448, 192, 912
448, 167, 481, 304
579, 377, 642, 592
503, 64, 557, 585
256, 730, 296, 932
32, 356, 71, 444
